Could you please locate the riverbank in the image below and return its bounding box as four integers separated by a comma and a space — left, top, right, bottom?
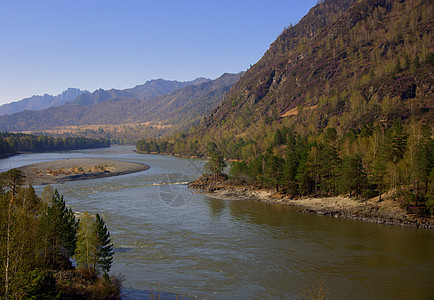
17, 158, 150, 185
189, 175, 433, 229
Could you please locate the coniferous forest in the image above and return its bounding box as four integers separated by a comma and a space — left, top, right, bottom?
137, 119, 433, 215
0, 169, 119, 299
0, 132, 110, 157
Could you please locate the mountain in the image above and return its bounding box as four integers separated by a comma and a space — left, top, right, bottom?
196, 0, 433, 143
0, 73, 242, 132
0, 88, 85, 116
143, 0, 433, 215
67, 78, 209, 106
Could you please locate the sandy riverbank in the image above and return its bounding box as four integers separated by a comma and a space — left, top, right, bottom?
189, 176, 433, 229
17, 158, 150, 185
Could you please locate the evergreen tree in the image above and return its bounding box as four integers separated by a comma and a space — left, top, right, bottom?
40, 190, 78, 269
339, 154, 367, 198
414, 126, 433, 205
386, 121, 408, 163
263, 155, 284, 191
95, 213, 114, 275
205, 149, 226, 181
317, 145, 340, 195
75, 212, 114, 277
282, 132, 300, 195
229, 161, 248, 181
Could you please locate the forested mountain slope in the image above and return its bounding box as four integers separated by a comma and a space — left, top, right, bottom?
197, 0, 432, 142
0, 73, 241, 132
139, 0, 433, 215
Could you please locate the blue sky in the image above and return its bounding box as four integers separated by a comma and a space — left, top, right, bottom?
0, 0, 318, 105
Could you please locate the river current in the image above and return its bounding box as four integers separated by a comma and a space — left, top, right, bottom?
1, 146, 433, 299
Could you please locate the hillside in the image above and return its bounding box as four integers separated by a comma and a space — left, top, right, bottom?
0, 73, 242, 132
196, 0, 433, 142
138, 0, 433, 216
0, 88, 85, 116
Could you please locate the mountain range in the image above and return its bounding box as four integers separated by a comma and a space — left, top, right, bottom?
0, 88, 85, 116
0, 74, 242, 132
1, 0, 432, 145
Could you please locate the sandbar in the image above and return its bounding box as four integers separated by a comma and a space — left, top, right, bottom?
17, 158, 150, 185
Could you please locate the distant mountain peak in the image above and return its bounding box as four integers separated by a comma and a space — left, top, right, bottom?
0, 73, 243, 132
0, 88, 86, 116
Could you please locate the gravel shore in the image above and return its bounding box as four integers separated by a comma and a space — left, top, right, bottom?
189, 176, 433, 229
17, 158, 150, 185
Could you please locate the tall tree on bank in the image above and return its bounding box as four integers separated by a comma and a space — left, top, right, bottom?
95, 213, 114, 276
1, 169, 24, 299
75, 212, 98, 276
205, 144, 226, 181
75, 212, 114, 277
0, 171, 44, 299
40, 190, 78, 269
339, 154, 367, 198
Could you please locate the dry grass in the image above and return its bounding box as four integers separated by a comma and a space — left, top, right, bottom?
42, 164, 112, 177
18, 122, 172, 135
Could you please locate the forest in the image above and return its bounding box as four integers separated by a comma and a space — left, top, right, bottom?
0, 132, 110, 157
0, 169, 119, 299
137, 0, 433, 216
137, 119, 433, 215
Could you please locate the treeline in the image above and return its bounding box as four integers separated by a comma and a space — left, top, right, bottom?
0, 170, 119, 299
0, 132, 110, 157
137, 120, 433, 215
231, 121, 433, 215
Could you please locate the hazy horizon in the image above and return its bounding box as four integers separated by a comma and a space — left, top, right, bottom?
0, 0, 317, 105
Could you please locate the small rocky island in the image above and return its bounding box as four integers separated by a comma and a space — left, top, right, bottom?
17, 158, 150, 185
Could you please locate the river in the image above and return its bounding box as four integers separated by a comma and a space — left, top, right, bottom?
1, 145, 433, 299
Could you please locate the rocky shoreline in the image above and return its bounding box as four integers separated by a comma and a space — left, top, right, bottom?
189, 175, 433, 230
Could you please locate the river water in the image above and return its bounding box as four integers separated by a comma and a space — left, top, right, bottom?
1, 146, 433, 299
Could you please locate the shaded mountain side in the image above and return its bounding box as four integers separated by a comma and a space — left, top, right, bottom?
197, 0, 433, 142
0, 73, 242, 132
68, 78, 209, 106
0, 88, 85, 116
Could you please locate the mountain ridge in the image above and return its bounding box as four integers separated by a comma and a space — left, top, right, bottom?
0, 88, 86, 116
0, 73, 242, 132
68, 77, 210, 106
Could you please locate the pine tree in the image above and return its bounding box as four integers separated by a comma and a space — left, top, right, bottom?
414, 126, 433, 205
317, 144, 340, 196
264, 155, 284, 191
339, 154, 367, 198
205, 149, 226, 181
40, 190, 78, 269
95, 213, 114, 275
75, 213, 114, 276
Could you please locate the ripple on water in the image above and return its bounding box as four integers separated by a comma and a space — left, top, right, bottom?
24, 146, 434, 300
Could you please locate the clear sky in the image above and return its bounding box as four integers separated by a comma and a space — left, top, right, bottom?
0, 0, 318, 105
